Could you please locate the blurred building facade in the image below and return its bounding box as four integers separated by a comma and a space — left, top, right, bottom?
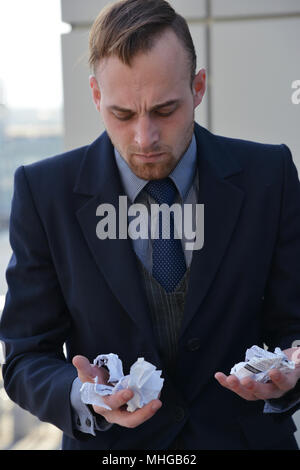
60, 0, 300, 174
0, 107, 63, 230
1, 0, 300, 450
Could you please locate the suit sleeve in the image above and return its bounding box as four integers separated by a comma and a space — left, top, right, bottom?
0, 165, 78, 439
262, 145, 300, 350
261, 145, 300, 415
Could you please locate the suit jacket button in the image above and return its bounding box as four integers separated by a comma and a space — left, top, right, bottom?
187, 337, 201, 351
174, 406, 185, 423
85, 418, 92, 427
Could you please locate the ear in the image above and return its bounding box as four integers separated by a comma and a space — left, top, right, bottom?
193, 68, 206, 108
89, 75, 101, 112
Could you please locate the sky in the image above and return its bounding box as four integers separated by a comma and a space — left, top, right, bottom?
0, 0, 71, 109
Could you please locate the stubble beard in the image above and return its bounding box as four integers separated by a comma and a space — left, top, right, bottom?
109, 120, 195, 181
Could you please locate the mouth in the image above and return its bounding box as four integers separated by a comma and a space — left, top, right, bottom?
134, 152, 166, 162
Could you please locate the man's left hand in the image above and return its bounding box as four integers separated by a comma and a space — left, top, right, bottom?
214, 347, 300, 401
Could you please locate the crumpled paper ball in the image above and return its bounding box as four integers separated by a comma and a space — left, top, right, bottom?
230, 345, 295, 383
80, 353, 164, 412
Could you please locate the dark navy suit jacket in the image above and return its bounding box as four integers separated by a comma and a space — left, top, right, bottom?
1, 123, 300, 450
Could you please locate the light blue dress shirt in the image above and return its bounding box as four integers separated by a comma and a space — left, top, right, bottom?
114, 133, 198, 271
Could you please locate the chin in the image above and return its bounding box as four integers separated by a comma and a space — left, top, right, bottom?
131, 161, 176, 180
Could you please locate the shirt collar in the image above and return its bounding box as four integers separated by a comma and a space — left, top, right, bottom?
114, 133, 197, 203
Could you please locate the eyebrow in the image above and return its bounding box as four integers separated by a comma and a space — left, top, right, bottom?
108, 99, 181, 114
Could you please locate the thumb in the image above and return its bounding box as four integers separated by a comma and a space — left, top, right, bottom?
72, 355, 97, 383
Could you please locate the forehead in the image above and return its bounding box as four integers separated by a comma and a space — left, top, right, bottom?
96, 30, 191, 105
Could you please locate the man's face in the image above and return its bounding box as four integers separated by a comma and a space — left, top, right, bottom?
90, 29, 206, 180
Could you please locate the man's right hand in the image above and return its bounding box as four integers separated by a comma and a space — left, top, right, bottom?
72, 355, 162, 428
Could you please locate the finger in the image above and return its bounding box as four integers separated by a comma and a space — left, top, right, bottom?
268, 369, 295, 392
214, 372, 242, 391
214, 372, 257, 401
72, 355, 110, 385
94, 391, 162, 427
113, 399, 162, 428
94, 389, 135, 414
214, 372, 228, 387
240, 377, 282, 400
226, 375, 257, 400
72, 355, 96, 383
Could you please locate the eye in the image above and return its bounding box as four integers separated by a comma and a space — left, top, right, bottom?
155, 106, 177, 117
113, 112, 134, 121
156, 111, 173, 117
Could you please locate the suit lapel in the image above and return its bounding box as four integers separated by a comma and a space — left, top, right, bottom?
73, 133, 156, 344
180, 125, 245, 337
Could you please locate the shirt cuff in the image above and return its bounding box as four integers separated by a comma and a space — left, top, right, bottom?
263, 379, 300, 414
70, 377, 113, 435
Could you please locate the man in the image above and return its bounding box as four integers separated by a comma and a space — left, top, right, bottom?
1, 0, 300, 450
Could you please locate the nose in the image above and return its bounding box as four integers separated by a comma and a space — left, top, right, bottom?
134, 115, 159, 150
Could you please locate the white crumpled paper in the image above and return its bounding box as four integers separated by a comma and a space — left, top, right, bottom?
80, 353, 164, 412
230, 345, 295, 383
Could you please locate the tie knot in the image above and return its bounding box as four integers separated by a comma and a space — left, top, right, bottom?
144, 178, 177, 206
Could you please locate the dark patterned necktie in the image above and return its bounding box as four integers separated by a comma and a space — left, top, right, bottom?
144, 178, 186, 292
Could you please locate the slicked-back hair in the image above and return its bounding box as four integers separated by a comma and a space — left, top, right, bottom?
89, 0, 197, 86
